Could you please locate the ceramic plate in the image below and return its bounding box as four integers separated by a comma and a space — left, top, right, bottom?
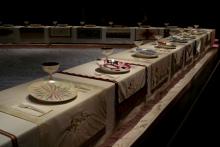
169, 36, 188, 43
28, 80, 77, 103
97, 59, 131, 74
133, 48, 158, 58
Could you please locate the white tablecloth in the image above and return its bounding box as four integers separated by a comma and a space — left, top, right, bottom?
0, 74, 114, 147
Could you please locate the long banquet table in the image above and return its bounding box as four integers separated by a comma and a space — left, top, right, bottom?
110, 47, 218, 147
0, 28, 217, 147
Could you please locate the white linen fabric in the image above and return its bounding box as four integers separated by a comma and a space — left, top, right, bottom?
0, 75, 114, 147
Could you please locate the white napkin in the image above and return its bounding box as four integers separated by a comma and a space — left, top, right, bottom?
12, 102, 52, 117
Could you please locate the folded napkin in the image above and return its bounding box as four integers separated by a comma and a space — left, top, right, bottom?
12, 102, 52, 117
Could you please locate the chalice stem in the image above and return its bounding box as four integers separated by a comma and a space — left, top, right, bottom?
49, 74, 53, 80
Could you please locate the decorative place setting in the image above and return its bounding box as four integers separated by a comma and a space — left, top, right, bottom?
131, 40, 159, 58
154, 40, 177, 49
176, 28, 196, 39
28, 80, 77, 103
132, 48, 159, 58
190, 24, 206, 35
27, 62, 78, 104
97, 47, 131, 74
96, 58, 131, 74
180, 33, 196, 39
191, 29, 206, 35
168, 35, 189, 43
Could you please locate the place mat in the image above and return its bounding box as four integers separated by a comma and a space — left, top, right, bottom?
0, 105, 42, 124
12, 102, 52, 117
97, 59, 131, 74
58, 71, 119, 103
59, 64, 146, 106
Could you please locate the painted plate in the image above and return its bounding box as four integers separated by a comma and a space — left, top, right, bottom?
97, 59, 131, 74
133, 48, 158, 58
28, 80, 77, 103
169, 36, 189, 43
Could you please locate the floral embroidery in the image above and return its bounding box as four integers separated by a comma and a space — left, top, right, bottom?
66, 112, 91, 132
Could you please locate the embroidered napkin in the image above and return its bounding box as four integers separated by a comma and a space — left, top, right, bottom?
12, 102, 52, 117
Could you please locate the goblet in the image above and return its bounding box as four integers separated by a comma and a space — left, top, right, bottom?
52, 21, 58, 26
164, 22, 170, 27
108, 21, 114, 27
42, 62, 60, 81
134, 40, 143, 49
80, 21, 85, 26
154, 34, 163, 40
137, 22, 142, 27
187, 26, 194, 34
153, 35, 163, 45
24, 21, 29, 26
178, 28, 185, 36
101, 47, 114, 60
194, 24, 199, 29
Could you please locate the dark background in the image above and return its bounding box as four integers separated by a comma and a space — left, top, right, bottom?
0, 1, 219, 37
